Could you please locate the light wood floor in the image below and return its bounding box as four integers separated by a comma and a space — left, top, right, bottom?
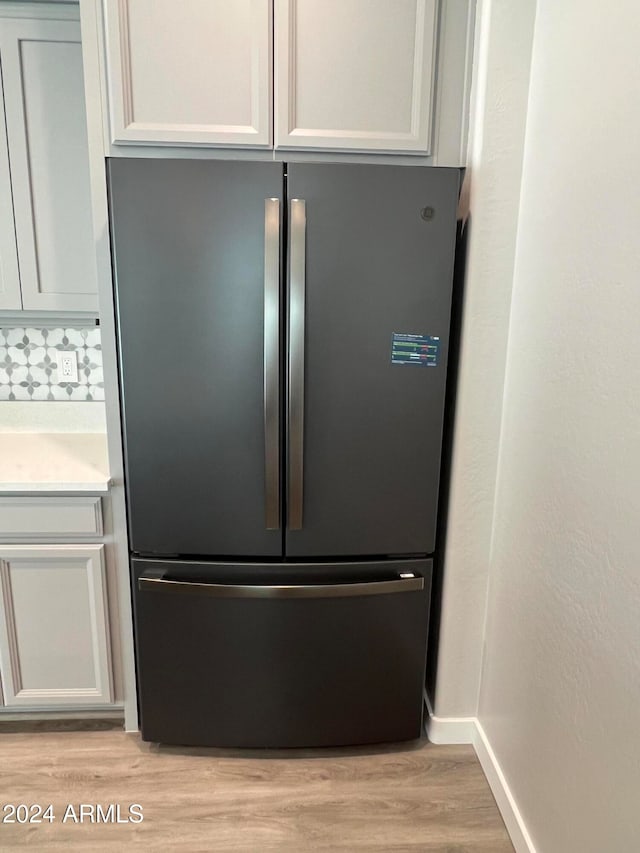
0, 728, 513, 851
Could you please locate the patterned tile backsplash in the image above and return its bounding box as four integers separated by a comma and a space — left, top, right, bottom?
0, 327, 104, 401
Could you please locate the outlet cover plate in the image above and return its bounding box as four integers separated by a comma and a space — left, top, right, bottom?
55, 351, 79, 383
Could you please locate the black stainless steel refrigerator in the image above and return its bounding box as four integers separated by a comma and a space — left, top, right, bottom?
108, 159, 459, 748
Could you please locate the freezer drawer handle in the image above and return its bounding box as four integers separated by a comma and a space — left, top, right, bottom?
138, 571, 423, 599
264, 198, 281, 530
288, 198, 306, 530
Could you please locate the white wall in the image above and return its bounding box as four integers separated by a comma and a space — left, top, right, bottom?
477, 1, 640, 850
432, 0, 537, 717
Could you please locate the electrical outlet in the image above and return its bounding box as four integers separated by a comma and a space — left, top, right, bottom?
55, 351, 79, 383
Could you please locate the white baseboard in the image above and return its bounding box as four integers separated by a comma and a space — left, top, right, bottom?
423, 693, 476, 743
0, 708, 123, 723
472, 720, 537, 853
424, 698, 536, 853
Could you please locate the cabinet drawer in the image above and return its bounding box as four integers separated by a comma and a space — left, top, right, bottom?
0, 497, 103, 539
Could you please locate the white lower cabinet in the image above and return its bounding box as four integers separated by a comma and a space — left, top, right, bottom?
0, 544, 113, 707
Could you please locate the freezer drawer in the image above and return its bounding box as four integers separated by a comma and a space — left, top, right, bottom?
133, 558, 432, 748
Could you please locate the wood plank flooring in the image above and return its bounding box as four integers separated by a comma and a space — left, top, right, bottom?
0, 730, 513, 851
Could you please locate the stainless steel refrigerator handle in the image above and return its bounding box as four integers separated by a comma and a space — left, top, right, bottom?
138, 573, 423, 599
264, 198, 280, 530
288, 198, 306, 530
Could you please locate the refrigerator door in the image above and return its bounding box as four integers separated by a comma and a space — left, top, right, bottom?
286, 164, 459, 557
133, 557, 431, 748
109, 159, 284, 557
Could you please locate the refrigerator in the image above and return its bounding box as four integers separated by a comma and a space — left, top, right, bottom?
108, 159, 460, 748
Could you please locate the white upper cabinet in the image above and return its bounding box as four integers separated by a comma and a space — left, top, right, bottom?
0, 82, 21, 311
104, 0, 273, 147
275, 0, 438, 153
97, 0, 473, 162
0, 14, 98, 312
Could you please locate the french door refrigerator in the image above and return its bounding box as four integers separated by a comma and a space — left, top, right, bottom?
108, 159, 459, 748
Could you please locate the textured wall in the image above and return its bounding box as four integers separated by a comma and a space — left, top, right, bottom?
477, 1, 640, 850
432, 0, 537, 716
0, 326, 103, 401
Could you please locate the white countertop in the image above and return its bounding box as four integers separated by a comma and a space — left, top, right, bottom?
0, 433, 110, 493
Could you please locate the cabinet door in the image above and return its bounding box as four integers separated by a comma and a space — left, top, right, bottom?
276, 0, 438, 153
0, 68, 21, 310
0, 18, 98, 311
104, 0, 272, 147
0, 545, 112, 707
